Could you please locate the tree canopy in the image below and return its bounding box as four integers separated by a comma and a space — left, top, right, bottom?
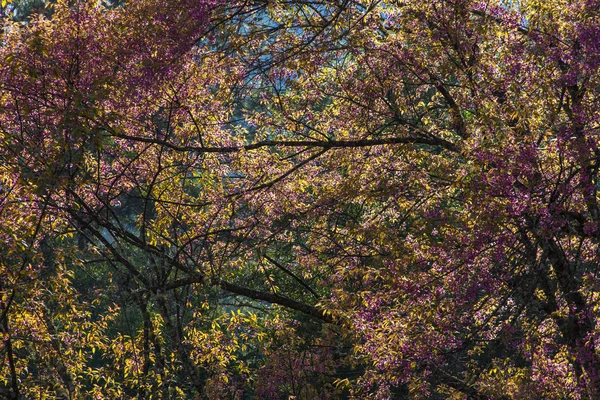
1, 0, 600, 398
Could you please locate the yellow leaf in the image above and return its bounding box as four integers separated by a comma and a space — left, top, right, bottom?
333, 378, 350, 388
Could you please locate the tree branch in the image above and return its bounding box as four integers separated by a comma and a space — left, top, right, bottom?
219, 280, 334, 323
110, 133, 459, 153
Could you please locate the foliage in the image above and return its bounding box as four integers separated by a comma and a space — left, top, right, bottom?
1, 0, 600, 399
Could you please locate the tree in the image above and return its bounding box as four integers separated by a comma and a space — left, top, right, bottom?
1, 0, 600, 399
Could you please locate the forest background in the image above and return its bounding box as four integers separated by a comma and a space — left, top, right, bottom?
1, 0, 600, 399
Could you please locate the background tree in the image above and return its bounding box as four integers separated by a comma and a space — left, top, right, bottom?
1, 0, 600, 399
